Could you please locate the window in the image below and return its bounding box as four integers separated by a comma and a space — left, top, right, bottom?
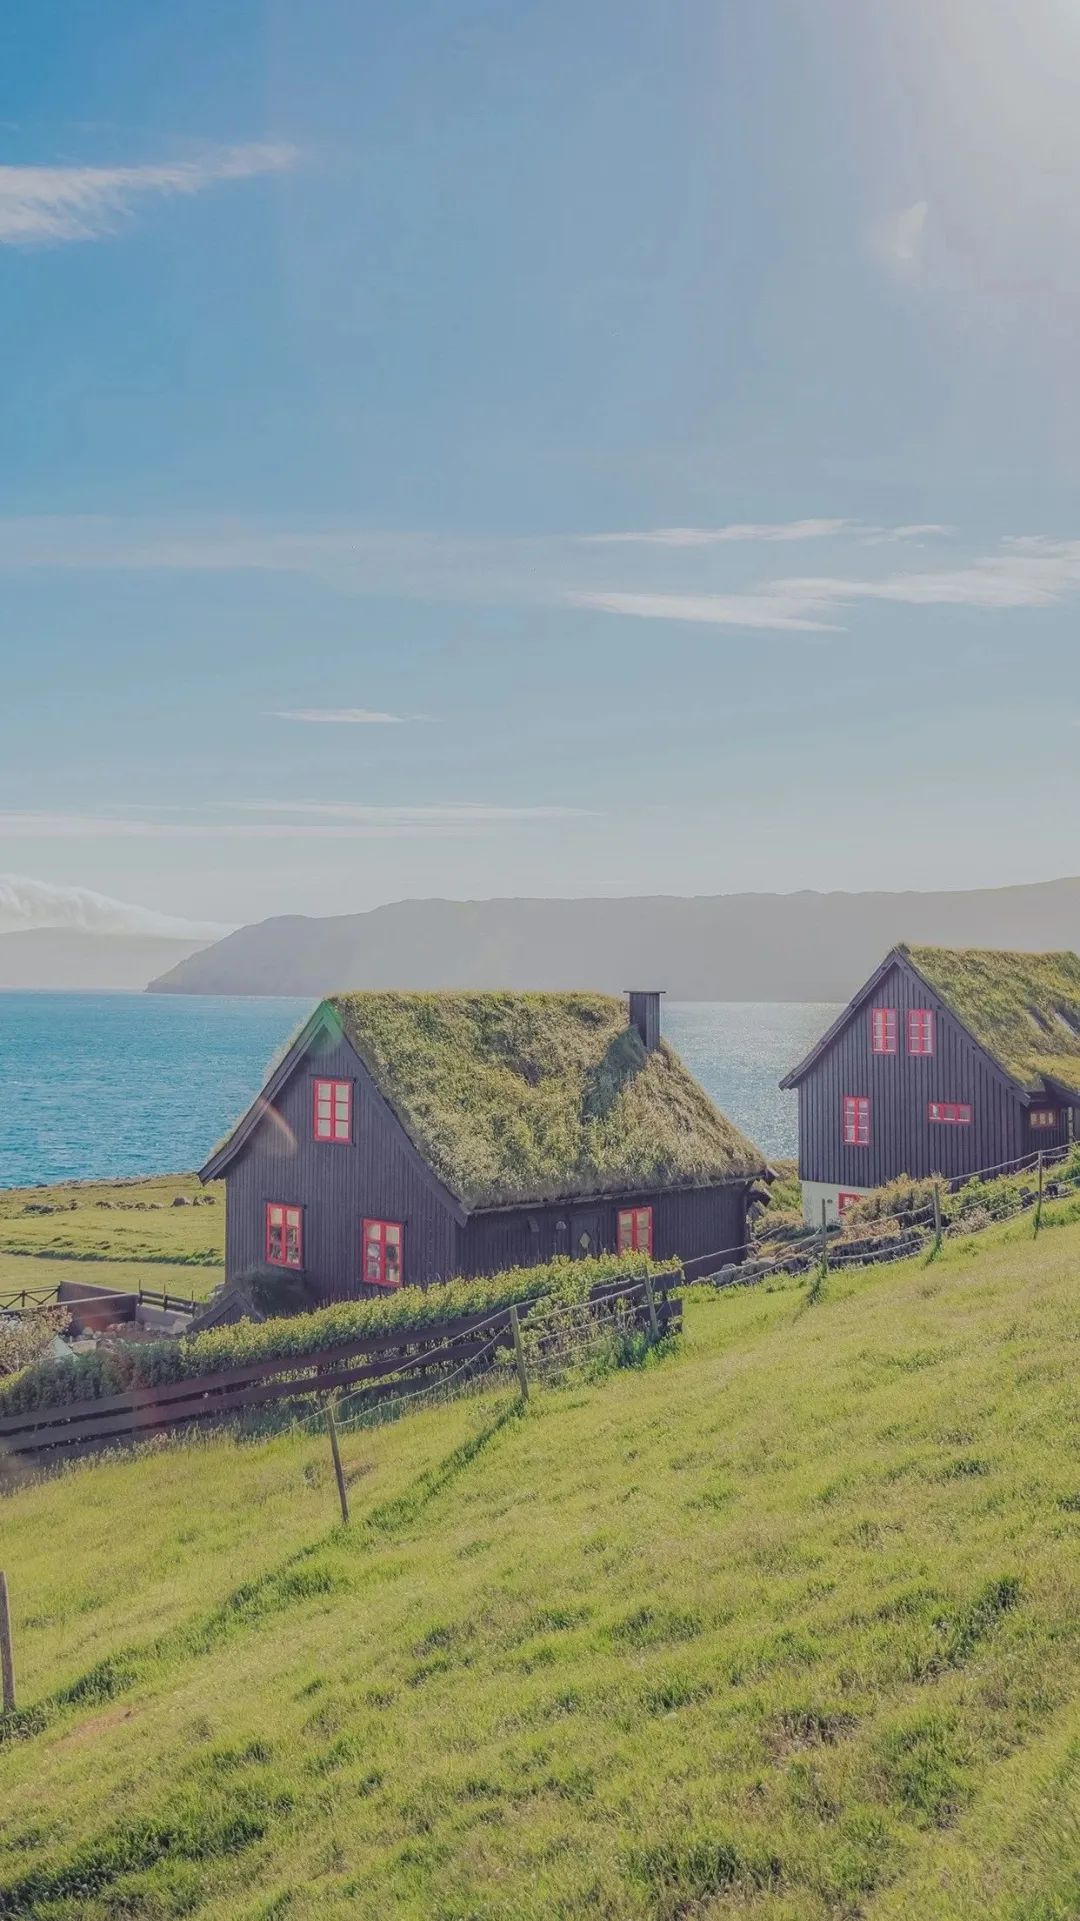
838, 1191, 861, 1215
617, 1206, 653, 1254
1030, 1109, 1058, 1129
362, 1218, 403, 1288
842, 1096, 870, 1146
313, 1078, 352, 1143
265, 1203, 302, 1267
871, 1007, 897, 1054
928, 1101, 971, 1125
907, 1009, 935, 1055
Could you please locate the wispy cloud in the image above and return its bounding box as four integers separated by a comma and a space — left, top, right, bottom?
578, 519, 854, 548
0, 872, 229, 938
573, 538, 1080, 633
0, 143, 297, 245
228, 801, 591, 822
568, 588, 842, 633
0, 802, 593, 841
577, 520, 953, 549
271, 708, 421, 725
0, 513, 1072, 639
861, 523, 955, 545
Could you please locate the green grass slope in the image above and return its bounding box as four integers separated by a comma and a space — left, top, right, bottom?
1, 1215, 1079, 1920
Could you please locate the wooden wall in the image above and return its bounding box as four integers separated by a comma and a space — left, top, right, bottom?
795, 958, 1050, 1188
223, 1029, 459, 1300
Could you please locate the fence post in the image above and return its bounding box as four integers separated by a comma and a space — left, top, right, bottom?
642, 1267, 660, 1344
1034, 1150, 1044, 1238
508, 1305, 530, 1404
932, 1181, 942, 1257
820, 1199, 829, 1277
325, 1406, 350, 1525
0, 1573, 15, 1716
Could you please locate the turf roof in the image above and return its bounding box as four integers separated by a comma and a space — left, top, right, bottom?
905, 945, 1080, 1096
323, 990, 766, 1210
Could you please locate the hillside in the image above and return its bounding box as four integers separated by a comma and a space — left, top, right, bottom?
0, 929, 210, 991
148, 877, 1080, 1002
2, 1215, 1078, 1918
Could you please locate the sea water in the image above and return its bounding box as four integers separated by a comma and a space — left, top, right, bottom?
0, 993, 839, 1187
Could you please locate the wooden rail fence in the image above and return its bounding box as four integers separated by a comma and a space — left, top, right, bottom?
0, 1276, 681, 1466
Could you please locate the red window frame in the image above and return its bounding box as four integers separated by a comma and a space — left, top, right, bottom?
871, 1007, 897, 1054
265, 1202, 303, 1268
842, 1095, 870, 1146
312, 1078, 352, 1143
838, 1191, 861, 1215
927, 1101, 971, 1125
362, 1218, 403, 1288
907, 1009, 935, 1056
1029, 1109, 1057, 1129
617, 1205, 653, 1254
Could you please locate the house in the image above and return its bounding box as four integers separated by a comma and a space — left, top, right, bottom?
199, 989, 769, 1296
780, 945, 1080, 1225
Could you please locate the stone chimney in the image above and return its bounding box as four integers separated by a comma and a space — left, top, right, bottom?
627, 990, 663, 1053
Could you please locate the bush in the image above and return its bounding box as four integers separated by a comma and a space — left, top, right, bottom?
843, 1175, 939, 1229
0, 1252, 679, 1417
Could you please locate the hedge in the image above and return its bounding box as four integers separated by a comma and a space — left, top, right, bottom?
0, 1252, 679, 1417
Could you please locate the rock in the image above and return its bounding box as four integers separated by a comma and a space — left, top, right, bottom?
171, 1196, 191, 1207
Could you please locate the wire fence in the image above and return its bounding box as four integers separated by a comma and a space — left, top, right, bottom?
289, 1275, 668, 1447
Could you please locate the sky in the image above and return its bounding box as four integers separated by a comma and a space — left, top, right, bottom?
3, 0, 1080, 936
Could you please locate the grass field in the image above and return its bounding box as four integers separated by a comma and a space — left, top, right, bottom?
0, 1211, 1078, 1918
0, 1173, 224, 1265
0, 1252, 224, 1304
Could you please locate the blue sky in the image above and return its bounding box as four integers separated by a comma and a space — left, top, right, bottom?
3, 0, 1080, 934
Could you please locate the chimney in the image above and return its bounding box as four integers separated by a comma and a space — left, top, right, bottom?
627, 990, 663, 1053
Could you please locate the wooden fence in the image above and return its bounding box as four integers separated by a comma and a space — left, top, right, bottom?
0, 1278, 200, 1327
0, 1276, 681, 1466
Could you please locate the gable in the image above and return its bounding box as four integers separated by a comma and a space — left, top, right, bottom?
905, 946, 1080, 1098
780, 948, 1014, 1098
198, 1008, 468, 1220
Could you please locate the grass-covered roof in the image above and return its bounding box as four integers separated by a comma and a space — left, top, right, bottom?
324, 990, 766, 1210
905, 945, 1080, 1096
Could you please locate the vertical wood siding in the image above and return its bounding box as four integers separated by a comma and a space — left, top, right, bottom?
223, 1031, 459, 1301
459, 1183, 748, 1281
796, 959, 1030, 1188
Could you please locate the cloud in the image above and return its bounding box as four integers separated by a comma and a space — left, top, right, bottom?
0, 873, 229, 938
0, 143, 297, 245
573, 539, 1080, 632
872, 199, 929, 279
568, 589, 842, 633
860, 523, 955, 544
271, 708, 420, 725
0, 802, 593, 841
578, 520, 854, 548
227, 801, 591, 822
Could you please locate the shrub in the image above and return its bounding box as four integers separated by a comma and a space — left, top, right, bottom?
843, 1175, 939, 1229
0, 1253, 679, 1417
0, 1305, 69, 1378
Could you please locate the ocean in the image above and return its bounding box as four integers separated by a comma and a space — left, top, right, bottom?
0, 993, 840, 1188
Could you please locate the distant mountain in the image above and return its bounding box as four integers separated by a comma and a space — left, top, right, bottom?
147, 878, 1080, 1003
0, 929, 211, 991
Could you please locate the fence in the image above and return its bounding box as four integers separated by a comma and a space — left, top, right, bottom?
0, 1279, 199, 1326
0, 1273, 681, 1467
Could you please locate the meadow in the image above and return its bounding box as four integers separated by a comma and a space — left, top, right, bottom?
0, 1174, 224, 1304
0, 1206, 1078, 1918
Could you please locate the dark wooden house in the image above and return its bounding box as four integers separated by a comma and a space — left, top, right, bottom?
781, 944, 1080, 1223
200, 989, 768, 1297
